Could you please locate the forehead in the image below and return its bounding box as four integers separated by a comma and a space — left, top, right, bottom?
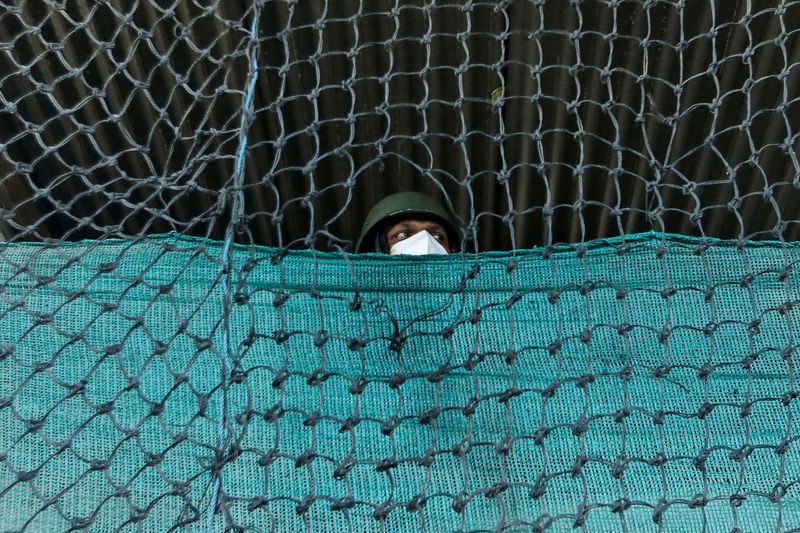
387, 218, 445, 231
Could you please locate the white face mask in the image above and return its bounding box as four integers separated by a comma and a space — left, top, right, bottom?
389, 230, 449, 255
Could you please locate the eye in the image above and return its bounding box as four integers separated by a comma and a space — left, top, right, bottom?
432, 233, 444, 241
395, 230, 411, 240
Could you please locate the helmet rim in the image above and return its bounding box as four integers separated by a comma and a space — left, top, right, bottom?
355, 192, 459, 253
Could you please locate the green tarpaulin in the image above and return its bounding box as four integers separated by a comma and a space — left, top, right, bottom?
0, 233, 797, 531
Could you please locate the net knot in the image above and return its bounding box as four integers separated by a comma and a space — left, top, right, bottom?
651, 498, 668, 524
571, 455, 587, 476
258, 449, 278, 466
617, 322, 633, 335
348, 294, 362, 311
295, 494, 313, 515
150, 402, 164, 416
24, 418, 44, 433
611, 498, 631, 513
333, 458, 354, 479
485, 480, 508, 498
532, 513, 552, 532
428, 366, 449, 383
440, 324, 456, 338
697, 363, 713, 380
313, 329, 329, 347
229, 370, 245, 384
461, 397, 480, 417
729, 493, 746, 508
89, 459, 108, 471
696, 402, 714, 419
172, 431, 187, 445
272, 368, 289, 389
728, 445, 751, 462
451, 441, 469, 457
96, 402, 113, 415
234, 410, 251, 426
303, 411, 321, 427
130, 508, 147, 523
380, 416, 399, 435
541, 381, 559, 398
248, 496, 268, 511
373, 502, 393, 520
375, 458, 398, 472
611, 455, 626, 478
388, 373, 406, 389
451, 492, 469, 513
272, 330, 290, 344
124, 377, 139, 392
533, 427, 550, 446
145, 452, 163, 467
660, 286, 676, 298
32, 360, 53, 373
498, 387, 522, 403
529, 475, 547, 499
613, 408, 630, 423
504, 349, 517, 364
67, 380, 86, 397
338, 416, 359, 433
419, 407, 440, 425
294, 449, 315, 468
306, 369, 330, 386
739, 401, 752, 418
769, 483, 787, 503
405, 495, 426, 512
652, 365, 670, 378
573, 503, 590, 528
740, 353, 757, 368
775, 439, 790, 455
779, 265, 793, 281
694, 450, 710, 473
495, 436, 513, 455
417, 449, 435, 466
70, 517, 93, 529
346, 337, 365, 351
331, 496, 355, 511
688, 494, 707, 508
389, 333, 405, 351
349, 377, 368, 395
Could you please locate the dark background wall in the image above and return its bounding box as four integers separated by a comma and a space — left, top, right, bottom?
1, 0, 799, 250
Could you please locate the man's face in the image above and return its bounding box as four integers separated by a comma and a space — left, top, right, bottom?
386, 218, 450, 251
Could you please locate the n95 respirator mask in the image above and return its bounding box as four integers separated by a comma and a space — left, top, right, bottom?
389, 230, 449, 256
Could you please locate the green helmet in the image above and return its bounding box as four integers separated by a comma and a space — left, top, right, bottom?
356, 192, 460, 253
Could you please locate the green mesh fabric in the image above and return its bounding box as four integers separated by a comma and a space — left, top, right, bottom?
1, 232, 797, 531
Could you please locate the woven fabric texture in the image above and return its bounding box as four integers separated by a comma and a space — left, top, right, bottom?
1, 232, 797, 531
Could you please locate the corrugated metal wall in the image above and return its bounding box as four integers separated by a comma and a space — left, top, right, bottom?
1, 0, 799, 250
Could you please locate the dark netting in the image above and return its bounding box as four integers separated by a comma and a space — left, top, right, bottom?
1, 0, 800, 530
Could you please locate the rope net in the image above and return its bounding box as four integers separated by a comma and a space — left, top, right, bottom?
1, 0, 799, 530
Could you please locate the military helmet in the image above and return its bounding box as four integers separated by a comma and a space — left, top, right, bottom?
356, 192, 460, 253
